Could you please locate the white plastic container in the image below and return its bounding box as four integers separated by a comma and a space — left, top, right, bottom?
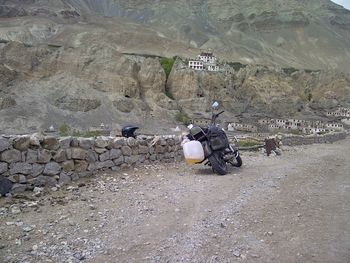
183, 140, 204, 164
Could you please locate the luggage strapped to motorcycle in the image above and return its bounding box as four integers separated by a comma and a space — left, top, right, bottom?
189, 126, 207, 141
209, 128, 229, 151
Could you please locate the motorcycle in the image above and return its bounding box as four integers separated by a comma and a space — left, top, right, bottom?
182, 101, 242, 175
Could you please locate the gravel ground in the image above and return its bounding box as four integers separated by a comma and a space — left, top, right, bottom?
1, 138, 350, 263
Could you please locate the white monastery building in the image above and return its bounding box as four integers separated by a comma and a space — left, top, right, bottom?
189, 52, 219, 72
188, 60, 204, 70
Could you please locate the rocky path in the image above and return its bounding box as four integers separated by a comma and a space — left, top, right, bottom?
1, 138, 350, 263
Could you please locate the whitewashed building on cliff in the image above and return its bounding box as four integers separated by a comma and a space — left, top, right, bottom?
188, 52, 219, 72
188, 60, 204, 70
326, 107, 350, 117
259, 117, 344, 134
227, 122, 258, 132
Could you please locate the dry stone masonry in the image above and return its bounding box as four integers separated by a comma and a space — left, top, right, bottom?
0, 134, 183, 194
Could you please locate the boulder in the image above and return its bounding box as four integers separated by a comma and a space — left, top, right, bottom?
124, 155, 138, 165
37, 149, 52, 163
87, 163, 97, 171
86, 150, 98, 163
77, 171, 93, 178
71, 173, 80, 181
59, 137, 72, 149
79, 138, 94, 149
155, 145, 166, 154
26, 149, 38, 163
138, 155, 146, 163
32, 163, 44, 177
53, 149, 67, 162
43, 162, 62, 176
138, 145, 149, 154
132, 148, 139, 155
13, 136, 30, 151
99, 150, 110, 162
167, 138, 175, 146
113, 156, 124, 166
0, 137, 10, 152
66, 148, 72, 159
121, 146, 132, 156
127, 137, 138, 147
96, 160, 114, 169
95, 147, 107, 154
111, 138, 126, 148
0, 178, 13, 196
9, 174, 27, 184
58, 172, 72, 186
95, 136, 109, 148
28, 175, 57, 187
11, 183, 27, 194
74, 160, 88, 172
71, 148, 87, 159
29, 133, 44, 147
62, 160, 74, 172
9, 163, 32, 175
110, 149, 122, 159
71, 137, 79, 147
1, 149, 22, 163
42, 136, 60, 150
0, 162, 8, 174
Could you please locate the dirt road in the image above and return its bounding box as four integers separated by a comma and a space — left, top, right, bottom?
1, 138, 350, 263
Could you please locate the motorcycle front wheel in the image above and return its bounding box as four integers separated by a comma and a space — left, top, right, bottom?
233, 155, 242, 167
208, 151, 227, 175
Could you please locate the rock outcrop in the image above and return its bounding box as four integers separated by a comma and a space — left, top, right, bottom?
167, 58, 350, 119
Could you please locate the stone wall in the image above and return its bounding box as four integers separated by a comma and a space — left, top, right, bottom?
0, 134, 183, 194
281, 132, 347, 146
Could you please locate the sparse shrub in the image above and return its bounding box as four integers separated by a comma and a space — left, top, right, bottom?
237, 139, 262, 148
227, 61, 247, 71
72, 130, 82, 137
235, 139, 263, 151
83, 130, 102, 137
72, 130, 103, 138
160, 57, 175, 79
307, 92, 313, 101
59, 123, 70, 136
175, 111, 190, 125
305, 69, 320, 74
289, 129, 303, 135
282, 67, 299, 75
59, 123, 102, 137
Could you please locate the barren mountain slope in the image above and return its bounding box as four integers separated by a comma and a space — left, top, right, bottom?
0, 0, 349, 134
1, 0, 350, 69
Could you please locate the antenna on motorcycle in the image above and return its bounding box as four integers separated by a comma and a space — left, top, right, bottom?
212, 101, 219, 109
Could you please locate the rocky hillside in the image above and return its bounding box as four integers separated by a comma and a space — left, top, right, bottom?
0, 0, 349, 134
168, 58, 350, 119
1, 0, 350, 69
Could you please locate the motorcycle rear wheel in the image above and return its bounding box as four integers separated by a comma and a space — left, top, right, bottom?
208, 151, 227, 175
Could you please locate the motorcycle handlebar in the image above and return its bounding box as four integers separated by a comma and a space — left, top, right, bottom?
211, 110, 225, 124
217, 110, 225, 116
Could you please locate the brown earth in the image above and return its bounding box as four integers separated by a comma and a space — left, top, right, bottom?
0, 138, 350, 262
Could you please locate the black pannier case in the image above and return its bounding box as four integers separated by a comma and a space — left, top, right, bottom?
209, 128, 229, 150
